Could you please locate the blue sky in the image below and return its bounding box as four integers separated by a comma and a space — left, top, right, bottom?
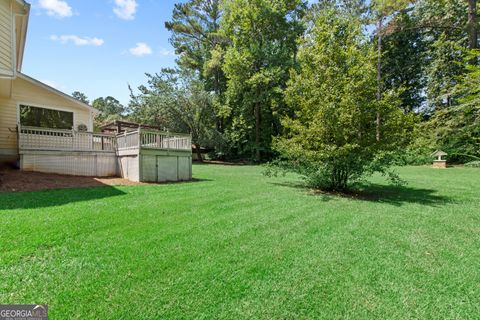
23, 0, 186, 105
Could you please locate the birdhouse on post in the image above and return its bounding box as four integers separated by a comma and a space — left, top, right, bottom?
432, 150, 448, 168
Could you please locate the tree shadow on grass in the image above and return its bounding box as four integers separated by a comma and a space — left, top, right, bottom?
0, 177, 213, 211
270, 181, 454, 207
0, 186, 128, 211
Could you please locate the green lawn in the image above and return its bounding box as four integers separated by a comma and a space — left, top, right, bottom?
1, 165, 479, 319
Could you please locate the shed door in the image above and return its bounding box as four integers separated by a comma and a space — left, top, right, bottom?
127, 156, 139, 181
177, 156, 191, 181
141, 155, 157, 182
156, 156, 178, 182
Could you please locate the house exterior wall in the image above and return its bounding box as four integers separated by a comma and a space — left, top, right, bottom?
0, 0, 14, 77
0, 76, 93, 162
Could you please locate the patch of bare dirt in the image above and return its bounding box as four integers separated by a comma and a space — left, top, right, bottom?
0, 168, 145, 193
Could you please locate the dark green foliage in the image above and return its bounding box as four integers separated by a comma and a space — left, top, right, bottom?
412, 50, 480, 163
414, 0, 469, 111
165, 0, 226, 102
164, 0, 230, 158
165, 0, 222, 73
424, 36, 467, 111
390, 0, 479, 164
395, 130, 433, 165
71, 91, 90, 104
419, 106, 479, 163
382, 11, 426, 113
221, 0, 306, 160
157, 0, 478, 164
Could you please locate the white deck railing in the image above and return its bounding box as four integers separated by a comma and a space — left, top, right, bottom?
19, 126, 192, 153
116, 130, 140, 150
116, 129, 191, 152
19, 126, 116, 152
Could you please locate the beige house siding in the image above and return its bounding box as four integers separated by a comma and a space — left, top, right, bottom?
0, 0, 14, 77
13, 76, 93, 129
0, 76, 93, 161
0, 94, 17, 158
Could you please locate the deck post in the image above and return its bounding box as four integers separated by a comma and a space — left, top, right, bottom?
138, 128, 142, 181
72, 128, 75, 150
167, 130, 171, 153
17, 124, 21, 150
138, 128, 142, 149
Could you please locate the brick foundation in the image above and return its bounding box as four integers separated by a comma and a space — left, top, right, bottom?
433, 160, 447, 168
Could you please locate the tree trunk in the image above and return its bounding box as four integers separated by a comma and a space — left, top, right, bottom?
468, 0, 478, 49
254, 102, 261, 161
376, 16, 383, 142
214, 66, 224, 133
194, 143, 203, 162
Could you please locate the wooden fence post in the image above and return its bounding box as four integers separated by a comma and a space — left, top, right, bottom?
138, 128, 142, 149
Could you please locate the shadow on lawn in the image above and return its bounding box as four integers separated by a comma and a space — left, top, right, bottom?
270, 181, 453, 207
0, 186, 127, 210
0, 178, 213, 211
333, 184, 453, 207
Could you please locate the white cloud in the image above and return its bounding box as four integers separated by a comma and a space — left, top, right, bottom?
113, 0, 138, 20
38, 0, 73, 18
50, 35, 105, 46
129, 42, 152, 57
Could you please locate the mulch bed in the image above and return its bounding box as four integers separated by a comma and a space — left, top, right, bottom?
0, 168, 145, 193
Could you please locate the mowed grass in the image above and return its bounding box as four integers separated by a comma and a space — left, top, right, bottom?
0, 165, 479, 319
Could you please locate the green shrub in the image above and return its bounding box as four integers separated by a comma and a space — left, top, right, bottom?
269, 11, 414, 191
465, 161, 480, 168
395, 147, 432, 166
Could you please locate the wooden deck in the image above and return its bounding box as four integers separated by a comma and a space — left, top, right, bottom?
19, 126, 191, 153
18, 126, 192, 181
116, 129, 191, 155
19, 126, 116, 152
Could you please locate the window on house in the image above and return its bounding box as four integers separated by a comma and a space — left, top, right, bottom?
19, 105, 74, 129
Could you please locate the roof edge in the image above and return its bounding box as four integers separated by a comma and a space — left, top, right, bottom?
16, 3, 30, 72
17, 73, 99, 114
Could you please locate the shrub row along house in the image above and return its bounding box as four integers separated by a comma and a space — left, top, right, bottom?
0, 0, 192, 182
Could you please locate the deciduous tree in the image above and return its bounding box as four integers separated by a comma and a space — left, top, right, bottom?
92, 96, 125, 127
129, 69, 220, 161
271, 10, 414, 190
221, 0, 306, 160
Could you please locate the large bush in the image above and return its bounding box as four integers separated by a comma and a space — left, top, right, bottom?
270, 11, 415, 191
